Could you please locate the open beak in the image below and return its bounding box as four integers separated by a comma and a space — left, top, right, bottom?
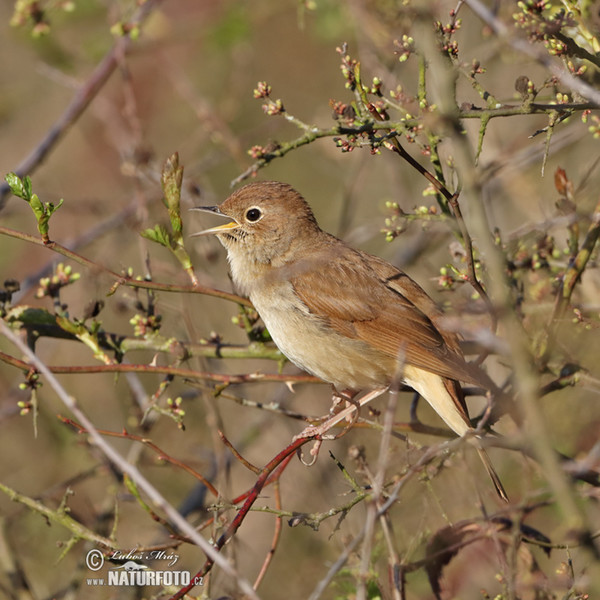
190, 206, 240, 237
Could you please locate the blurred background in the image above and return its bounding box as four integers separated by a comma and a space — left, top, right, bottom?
0, 1, 599, 598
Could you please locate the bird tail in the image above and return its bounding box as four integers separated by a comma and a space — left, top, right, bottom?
476, 446, 509, 503
402, 367, 509, 502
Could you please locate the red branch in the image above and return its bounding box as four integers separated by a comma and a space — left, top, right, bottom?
168, 437, 309, 599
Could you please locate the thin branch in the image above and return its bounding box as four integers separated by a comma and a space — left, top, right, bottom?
0, 349, 320, 386
169, 440, 305, 599
552, 200, 600, 322
229, 97, 596, 186
0, 225, 251, 306
464, 0, 600, 105
539, 200, 600, 362
446, 193, 498, 346
252, 479, 283, 591
0, 0, 164, 207
0, 480, 114, 548
308, 436, 470, 600
218, 430, 260, 474
0, 320, 260, 600
58, 416, 219, 497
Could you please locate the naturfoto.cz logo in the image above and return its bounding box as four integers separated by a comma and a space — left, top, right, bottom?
85, 549, 203, 588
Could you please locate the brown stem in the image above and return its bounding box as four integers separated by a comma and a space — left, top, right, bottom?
0, 349, 320, 385
252, 479, 283, 590
218, 430, 260, 474
0, 224, 251, 306
0, 0, 163, 207
59, 416, 219, 497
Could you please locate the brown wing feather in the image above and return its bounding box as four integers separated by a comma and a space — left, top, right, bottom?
290, 241, 483, 388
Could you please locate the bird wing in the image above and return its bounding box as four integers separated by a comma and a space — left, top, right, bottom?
289, 243, 483, 387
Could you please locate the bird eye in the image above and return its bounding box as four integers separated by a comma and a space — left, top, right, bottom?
245, 207, 262, 222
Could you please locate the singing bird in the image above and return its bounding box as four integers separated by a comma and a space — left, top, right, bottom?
193, 181, 507, 501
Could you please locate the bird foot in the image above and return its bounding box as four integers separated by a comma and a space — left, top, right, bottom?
293, 387, 388, 444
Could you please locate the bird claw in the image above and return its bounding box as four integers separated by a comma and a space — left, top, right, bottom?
296, 439, 322, 466
293, 389, 375, 443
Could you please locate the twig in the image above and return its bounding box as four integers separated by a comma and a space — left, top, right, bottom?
446, 193, 498, 350
309, 436, 469, 600
230, 123, 373, 187
0, 0, 163, 207
252, 479, 283, 591
0, 349, 319, 386
0, 320, 260, 600
0, 481, 114, 548
538, 200, 600, 362
358, 384, 401, 600
551, 200, 600, 322
464, 0, 600, 105
218, 430, 260, 474
0, 224, 252, 306
58, 416, 219, 497
168, 440, 305, 599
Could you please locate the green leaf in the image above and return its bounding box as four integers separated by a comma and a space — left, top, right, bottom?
29, 194, 44, 218
141, 225, 172, 248
24, 175, 33, 199
5, 172, 31, 200
5, 173, 63, 242
47, 198, 64, 216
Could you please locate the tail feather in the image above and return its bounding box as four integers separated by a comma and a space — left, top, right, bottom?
402, 366, 509, 502
476, 446, 509, 503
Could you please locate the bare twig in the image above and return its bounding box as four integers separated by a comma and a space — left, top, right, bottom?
168, 440, 305, 599
0, 348, 319, 386
58, 416, 220, 497
0, 0, 163, 207
252, 479, 283, 591
218, 430, 260, 474
0, 224, 251, 306
0, 320, 260, 600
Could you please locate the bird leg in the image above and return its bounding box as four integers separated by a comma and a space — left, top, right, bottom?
294, 387, 388, 442
294, 388, 387, 466
329, 387, 355, 415
409, 391, 421, 423
325, 388, 362, 439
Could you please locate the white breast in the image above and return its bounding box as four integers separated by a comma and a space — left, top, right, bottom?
250, 281, 392, 391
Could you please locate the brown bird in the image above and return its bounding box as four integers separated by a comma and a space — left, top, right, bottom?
193, 181, 508, 502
